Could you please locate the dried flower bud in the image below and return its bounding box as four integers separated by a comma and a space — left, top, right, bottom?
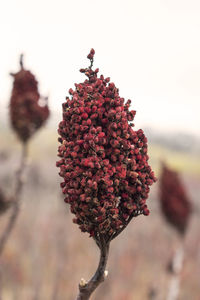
57, 49, 156, 238
79, 278, 87, 287
159, 163, 192, 235
10, 55, 50, 143
104, 270, 108, 278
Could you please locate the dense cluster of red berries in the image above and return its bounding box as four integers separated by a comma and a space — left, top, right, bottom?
10, 55, 49, 143
159, 164, 191, 235
57, 49, 156, 239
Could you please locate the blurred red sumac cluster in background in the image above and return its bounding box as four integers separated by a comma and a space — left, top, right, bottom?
10, 55, 49, 143
159, 163, 192, 235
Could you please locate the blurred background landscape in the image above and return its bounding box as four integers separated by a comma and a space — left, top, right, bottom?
0, 120, 200, 299
0, 0, 200, 299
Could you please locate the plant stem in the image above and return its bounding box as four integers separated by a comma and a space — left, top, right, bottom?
167, 242, 184, 300
0, 142, 28, 256
76, 236, 109, 300
148, 285, 158, 300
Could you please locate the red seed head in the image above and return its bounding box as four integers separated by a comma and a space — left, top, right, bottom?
57, 49, 156, 239
10, 55, 50, 143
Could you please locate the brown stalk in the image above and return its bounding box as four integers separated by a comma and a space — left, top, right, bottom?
0, 142, 28, 256
76, 235, 109, 300
167, 240, 184, 300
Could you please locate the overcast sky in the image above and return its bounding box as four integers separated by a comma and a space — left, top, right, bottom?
0, 0, 200, 137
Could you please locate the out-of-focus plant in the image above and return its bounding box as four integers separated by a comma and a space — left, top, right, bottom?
0, 189, 12, 216
10, 54, 49, 143
159, 163, 192, 300
0, 55, 50, 256
160, 163, 191, 235
57, 49, 156, 299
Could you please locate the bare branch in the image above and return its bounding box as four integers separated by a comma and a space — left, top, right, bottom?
167, 242, 184, 300
0, 142, 28, 256
76, 235, 109, 300
20, 54, 24, 69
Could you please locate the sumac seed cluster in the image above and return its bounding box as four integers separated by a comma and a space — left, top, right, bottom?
57, 49, 156, 238
10, 55, 49, 143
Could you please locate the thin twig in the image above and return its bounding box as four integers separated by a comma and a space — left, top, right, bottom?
166, 242, 184, 300
89, 57, 94, 70
20, 54, 24, 69
0, 142, 28, 256
76, 235, 109, 300
109, 211, 142, 242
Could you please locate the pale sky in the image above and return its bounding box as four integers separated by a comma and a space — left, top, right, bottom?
0, 0, 200, 137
